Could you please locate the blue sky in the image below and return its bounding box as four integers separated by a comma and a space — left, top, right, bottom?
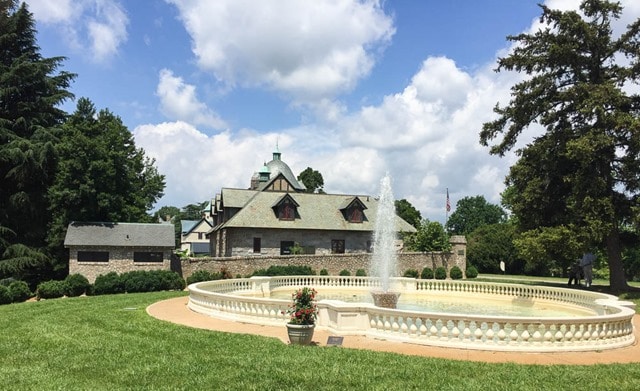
25, 0, 640, 223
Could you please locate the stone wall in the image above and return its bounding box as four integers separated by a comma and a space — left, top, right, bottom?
68, 247, 173, 283
180, 235, 467, 280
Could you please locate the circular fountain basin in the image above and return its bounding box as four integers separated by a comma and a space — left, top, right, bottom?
187, 276, 636, 352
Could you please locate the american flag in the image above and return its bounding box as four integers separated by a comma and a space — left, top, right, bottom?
446, 188, 451, 212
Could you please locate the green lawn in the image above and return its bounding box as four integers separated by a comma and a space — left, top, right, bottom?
1, 291, 639, 390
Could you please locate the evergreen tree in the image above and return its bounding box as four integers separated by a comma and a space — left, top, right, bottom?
480, 0, 640, 292
0, 1, 75, 282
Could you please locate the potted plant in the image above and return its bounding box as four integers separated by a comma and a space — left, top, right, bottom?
285, 287, 317, 345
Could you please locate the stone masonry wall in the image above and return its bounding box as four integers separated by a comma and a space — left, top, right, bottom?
69, 247, 172, 283
180, 235, 467, 280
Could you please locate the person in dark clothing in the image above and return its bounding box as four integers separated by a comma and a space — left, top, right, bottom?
567, 261, 582, 286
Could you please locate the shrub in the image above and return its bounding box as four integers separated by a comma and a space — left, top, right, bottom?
186, 270, 213, 285
450, 266, 463, 280
252, 265, 315, 276
420, 267, 434, 279
403, 269, 419, 278
0, 285, 11, 305
355, 269, 366, 276
0, 277, 16, 287
339, 269, 351, 276
465, 265, 479, 279
93, 272, 125, 295
37, 280, 67, 300
8, 280, 31, 303
64, 274, 91, 297
319, 269, 329, 275
121, 270, 185, 293
435, 266, 447, 280
155, 270, 186, 291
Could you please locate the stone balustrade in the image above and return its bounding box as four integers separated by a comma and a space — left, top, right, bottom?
188, 276, 636, 352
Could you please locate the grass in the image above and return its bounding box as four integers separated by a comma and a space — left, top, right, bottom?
0, 291, 639, 390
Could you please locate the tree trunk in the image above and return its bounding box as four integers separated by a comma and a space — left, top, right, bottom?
606, 228, 629, 294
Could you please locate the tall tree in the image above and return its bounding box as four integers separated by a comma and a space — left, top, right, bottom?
0, 1, 75, 282
445, 196, 506, 235
395, 199, 422, 229
480, 0, 640, 292
181, 201, 209, 220
467, 223, 523, 275
404, 219, 450, 252
47, 98, 165, 273
297, 167, 324, 193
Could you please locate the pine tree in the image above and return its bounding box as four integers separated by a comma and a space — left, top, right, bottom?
0, 1, 75, 282
480, 0, 640, 292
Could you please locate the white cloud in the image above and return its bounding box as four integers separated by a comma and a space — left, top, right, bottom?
135, 0, 640, 225
166, 0, 394, 102
25, 0, 80, 23
26, 0, 128, 63
156, 69, 227, 130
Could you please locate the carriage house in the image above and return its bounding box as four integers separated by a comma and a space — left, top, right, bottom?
208, 148, 416, 257
65, 222, 175, 283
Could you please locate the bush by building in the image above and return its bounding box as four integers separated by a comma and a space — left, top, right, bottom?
420, 267, 434, 279
8, 280, 32, 303
64, 274, 91, 297
252, 265, 315, 276
450, 266, 463, 280
93, 272, 125, 295
37, 280, 68, 300
403, 269, 419, 278
435, 266, 447, 280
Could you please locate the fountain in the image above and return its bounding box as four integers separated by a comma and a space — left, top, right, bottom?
186, 178, 637, 352
369, 174, 401, 308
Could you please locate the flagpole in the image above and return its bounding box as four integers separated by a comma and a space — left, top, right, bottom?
445, 188, 450, 226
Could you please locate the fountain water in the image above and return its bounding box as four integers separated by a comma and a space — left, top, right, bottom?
369, 174, 401, 308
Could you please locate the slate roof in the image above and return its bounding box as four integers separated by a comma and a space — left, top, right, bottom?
215, 189, 416, 233
181, 220, 198, 234
64, 222, 175, 248
181, 218, 212, 235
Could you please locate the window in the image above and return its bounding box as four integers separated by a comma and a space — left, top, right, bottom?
133, 252, 164, 263
280, 241, 294, 255
349, 207, 363, 223
77, 251, 109, 262
279, 203, 295, 220
198, 232, 204, 240
331, 239, 345, 254
253, 237, 261, 253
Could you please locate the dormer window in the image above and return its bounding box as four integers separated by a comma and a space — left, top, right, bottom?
280, 202, 295, 220
272, 194, 299, 221
348, 206, 363, 223
339, 196, 367, 223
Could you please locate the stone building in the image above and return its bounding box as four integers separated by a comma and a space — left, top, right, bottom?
65, 222, 175, 283
208, 148, 416, 257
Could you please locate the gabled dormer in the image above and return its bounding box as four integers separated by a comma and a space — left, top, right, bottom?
262, 172, 298, 192
272, 193, 300, 221
339, 196, 367, 223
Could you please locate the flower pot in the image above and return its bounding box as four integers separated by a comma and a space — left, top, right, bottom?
286, 323, 315, 345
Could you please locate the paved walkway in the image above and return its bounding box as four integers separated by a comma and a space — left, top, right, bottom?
147, 296, 640, 366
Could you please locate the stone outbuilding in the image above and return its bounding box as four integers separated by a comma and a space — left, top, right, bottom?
65, 221, 175, 283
